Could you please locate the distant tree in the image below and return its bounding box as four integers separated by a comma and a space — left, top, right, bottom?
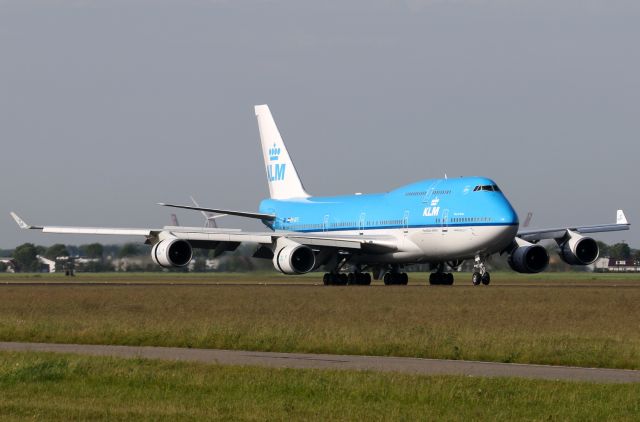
102, 244, 121, 260
80, 260, 114, 272
44, 244, 69, 260
609, 243, 631, 260
118, 243, 144, 258
13, 243, 40, 272
66, 245, 80, 257
0, 262, 6, 272
596, 241, 610, 257
81, 243, 104, 259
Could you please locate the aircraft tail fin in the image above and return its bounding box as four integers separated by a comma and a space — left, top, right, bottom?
255, 104, 310, 200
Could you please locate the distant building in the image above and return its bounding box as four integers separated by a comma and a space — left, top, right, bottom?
0, 258, 17, 273
36, 255, 56, 273
593, 257, 640, 272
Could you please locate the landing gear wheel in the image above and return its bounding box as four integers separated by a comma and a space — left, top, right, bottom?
361, 273, 372, 286
481, 272, 491, 286
472, 272, 482, 286
384, 272, 407, 285
323, 273, 330, 286
430, 272, 454, 285
347, 273, 357, 285
429, 273, 437, 285
445, 273, 454, 285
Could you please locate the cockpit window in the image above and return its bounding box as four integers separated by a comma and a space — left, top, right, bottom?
473, 184, 502, 192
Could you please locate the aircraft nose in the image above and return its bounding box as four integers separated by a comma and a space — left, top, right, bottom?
498, 198, 519, 226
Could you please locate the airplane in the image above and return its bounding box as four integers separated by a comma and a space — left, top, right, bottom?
10, 105, 630, 286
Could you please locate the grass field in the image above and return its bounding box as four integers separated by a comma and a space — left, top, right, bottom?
1, 270, 639, 285
0, 272, 639, 369
0, 351, 639, 421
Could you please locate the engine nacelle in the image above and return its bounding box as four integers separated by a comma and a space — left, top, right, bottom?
273, 239, 315, 275
558, 231, 599, 265
508, 241, 549, 274
151, 237, 193, 268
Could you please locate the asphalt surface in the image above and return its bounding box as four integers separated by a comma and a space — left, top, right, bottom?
1, 342, 639, 383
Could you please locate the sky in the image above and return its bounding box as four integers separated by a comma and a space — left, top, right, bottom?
0, 0, 638, 248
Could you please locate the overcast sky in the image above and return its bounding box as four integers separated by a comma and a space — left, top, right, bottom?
1, 0, 638, 248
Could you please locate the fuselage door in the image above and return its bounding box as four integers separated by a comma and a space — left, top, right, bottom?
441, 209, 449, 234
359, 213, 366, 235
323, 214, 330, 232
403, 210, 410, 233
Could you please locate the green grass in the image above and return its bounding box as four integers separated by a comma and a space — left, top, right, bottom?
1, 272, 640, 369
0, 352, 639, 421
0, 270, 638, 285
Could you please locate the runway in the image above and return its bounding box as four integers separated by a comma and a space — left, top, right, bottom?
1, 342, 639, 383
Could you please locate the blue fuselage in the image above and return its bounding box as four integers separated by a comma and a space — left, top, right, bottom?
259, 177, 519, 234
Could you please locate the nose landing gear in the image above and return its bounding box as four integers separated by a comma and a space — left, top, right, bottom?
472, 255, 491, 286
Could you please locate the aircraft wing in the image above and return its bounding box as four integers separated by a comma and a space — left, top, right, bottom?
158, 203, 275, 221
10, 212, 398, 254
517, 210, 630, 242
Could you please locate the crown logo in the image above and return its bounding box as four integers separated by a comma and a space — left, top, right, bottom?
269, 143, 281, 161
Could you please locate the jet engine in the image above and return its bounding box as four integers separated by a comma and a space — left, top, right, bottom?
151, 237, 193, 268
558, 231, 599, 265
508, 241, 549, 274
273, 239, 316, 275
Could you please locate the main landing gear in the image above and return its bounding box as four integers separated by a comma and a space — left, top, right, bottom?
429, 263, 454, 285
472, 255, 491, 286
429, 272, 454, 285
323, 272, 371, 286
383, 272, 408, 285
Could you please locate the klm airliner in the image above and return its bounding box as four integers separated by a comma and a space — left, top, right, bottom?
11, 105, 630, 285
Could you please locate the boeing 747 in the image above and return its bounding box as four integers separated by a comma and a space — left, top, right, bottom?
11, 105, 630, 285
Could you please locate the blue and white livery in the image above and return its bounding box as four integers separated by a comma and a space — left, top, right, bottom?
11, 105, 630, 285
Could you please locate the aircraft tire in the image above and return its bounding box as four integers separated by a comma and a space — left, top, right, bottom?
323, 273, 330, 285
383, 273, 392, 285
363, 273, 372, 285
428, 273, 438, 285
401, 273, 409, 285
446, 273, 454, 285
347, 273, 356, 285
339, 273, 348, 285
481, 272, 491, 286
472, 272, 482, 286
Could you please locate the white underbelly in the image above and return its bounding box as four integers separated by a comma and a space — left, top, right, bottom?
313, 224, 518, 264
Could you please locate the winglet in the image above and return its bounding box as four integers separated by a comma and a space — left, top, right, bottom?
10, 212, 41, 230
617, 210, 629, 225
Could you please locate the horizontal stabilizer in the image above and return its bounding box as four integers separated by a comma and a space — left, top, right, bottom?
158, 203, 276, 221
